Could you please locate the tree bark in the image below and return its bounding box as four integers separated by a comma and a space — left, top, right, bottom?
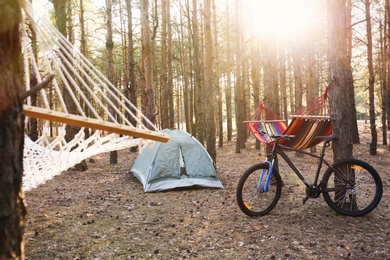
279, 41, 288, 126
51, 0, 67, 35
166, 0, 174, 129
262, 12, 279, 115
292, 39, 303, 114
125, 0, 138, 153
52, 0, 88, 170
79, 0, 91, 140
212, 0, 223, 148
185, 0, 195, 133
346, 0, 360, 144
141, 0, 156, 126
179, 2, 190, 133
248, 0, 261, 128
193, 0, 204, 143
105, 0, 118, 164
382, 0, 389, 145
250, 31, 260, 113
382, 21, 388, 145
204, 0, 216, 162
365, 0, 377, 155
327, 0, 353, 161
234, 0, 246, 153
387, 0, 390, 131
161, 0, 169, 129
225, 0, 233, 141
25, 13, 39, 141
0, 1, 26, 258
306, 35, 317, 153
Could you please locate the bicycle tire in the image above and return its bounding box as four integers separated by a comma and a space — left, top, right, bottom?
322, 159, 383, 217
236, 163, 282, 216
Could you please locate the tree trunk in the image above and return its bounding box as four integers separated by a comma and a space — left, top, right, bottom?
250, 32, 260, 112
382, 0, 390, 145
204, 0, 216, 162
193, 0, 204, 143
28, 71, 39, 140
365, 0, 377, 155
288, 58, 295, 115
185, 0, 195, 133
126, 0, 137, 125
387, 0, 390, 131
279, 40, 288, 126
179, 3, 190, 133
234, 0, 246, 153
292, 39, 303, 114
167, 0, 174, 129
125, 0, 138, 153
346, 0, 360, 144
52, 0, 88, 170
119, 0, 128, 119
327, 0, 353, 161
212, 0, 223, 148
51, 0, 67, 35
161, 0, 169, 129
0, 1, 26, 258
382, 1, 388, 145
306, 35, 317, 153
262, 14, 279, 115
79, 0, 87, 56
25, 14, 39, 141
327, 0, 357, 211
250, 26, 261, 150
105, 0, 118, 164
159, 0, 174, 129
79, 0, 91, 140
141, 0, 156, 126
225, 0, 232, 141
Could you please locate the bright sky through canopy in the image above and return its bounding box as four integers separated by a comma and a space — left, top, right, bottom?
249, 0, 319, 39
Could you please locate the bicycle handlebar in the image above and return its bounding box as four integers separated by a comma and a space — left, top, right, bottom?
261, 131, 336, 143
260, 131, 295, 141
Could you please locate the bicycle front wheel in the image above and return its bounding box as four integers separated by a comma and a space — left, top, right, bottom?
322, 159, 383, 217
236, 163, 282, 216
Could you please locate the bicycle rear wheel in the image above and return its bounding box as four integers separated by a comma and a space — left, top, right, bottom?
236, 163, 282, 216
322, 159, 383, 217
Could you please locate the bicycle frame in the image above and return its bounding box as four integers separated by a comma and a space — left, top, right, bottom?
263, 136, 335, 192
238, 133, 382, 217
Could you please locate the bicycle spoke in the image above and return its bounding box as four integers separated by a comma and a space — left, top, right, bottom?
237, 163, 282, 216
322, 159, 382, 217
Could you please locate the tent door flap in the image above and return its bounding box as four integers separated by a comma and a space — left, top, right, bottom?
179, 146, 187, 176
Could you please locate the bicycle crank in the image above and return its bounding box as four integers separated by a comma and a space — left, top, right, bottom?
303, 186, 321, 204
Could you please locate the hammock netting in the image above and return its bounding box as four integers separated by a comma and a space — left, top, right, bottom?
246, 86, 332, 149
21, 2, 168, 191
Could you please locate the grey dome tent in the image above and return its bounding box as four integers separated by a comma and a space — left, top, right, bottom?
130, 129, 224, 192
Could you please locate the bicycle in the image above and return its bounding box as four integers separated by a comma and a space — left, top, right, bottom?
236, 132, 383, 217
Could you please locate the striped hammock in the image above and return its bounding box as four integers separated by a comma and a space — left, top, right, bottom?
245, 86, 331, 150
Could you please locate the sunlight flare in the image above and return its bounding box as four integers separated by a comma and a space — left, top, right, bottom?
248, 0, 320, 39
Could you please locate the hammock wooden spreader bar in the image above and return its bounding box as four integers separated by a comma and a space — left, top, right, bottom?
24, 105, 170, 143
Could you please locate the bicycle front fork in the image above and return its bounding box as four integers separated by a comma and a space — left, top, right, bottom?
257, 160, 274, 192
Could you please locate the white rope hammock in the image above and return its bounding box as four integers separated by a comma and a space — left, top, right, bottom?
21, 2, 168, 191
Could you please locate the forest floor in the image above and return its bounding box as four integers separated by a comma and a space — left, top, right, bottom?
24, 123, 389, 260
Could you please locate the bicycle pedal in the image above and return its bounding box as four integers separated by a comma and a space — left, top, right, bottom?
302, 196, 309, 205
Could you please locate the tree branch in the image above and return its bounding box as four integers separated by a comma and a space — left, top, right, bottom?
20, 74, 54, 101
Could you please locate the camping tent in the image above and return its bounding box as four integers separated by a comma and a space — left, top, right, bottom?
130, 129, 224, 192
